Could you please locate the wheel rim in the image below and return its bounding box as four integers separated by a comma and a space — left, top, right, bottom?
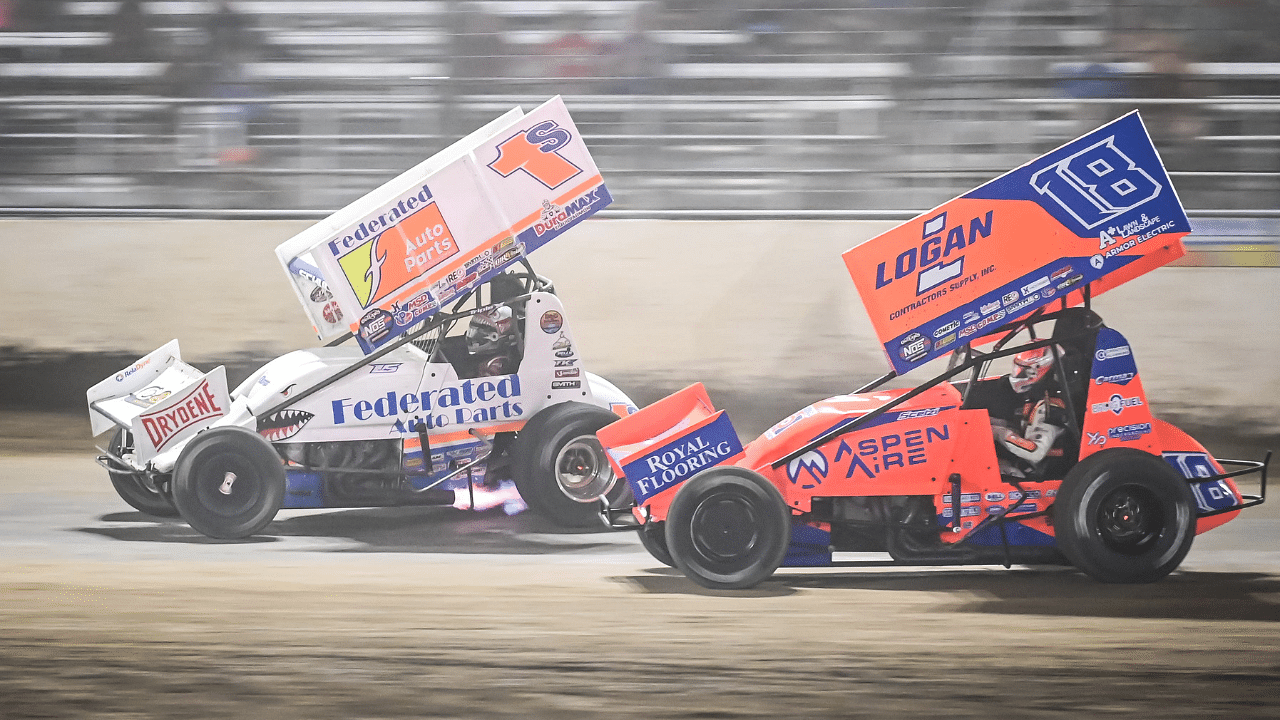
1095, 483, 1165, 555
690, 491, 760, 563
553, 434, 616, 503
193, 450, 263, 518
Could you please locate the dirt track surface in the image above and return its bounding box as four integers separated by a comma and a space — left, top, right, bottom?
3, 453, 1280, 718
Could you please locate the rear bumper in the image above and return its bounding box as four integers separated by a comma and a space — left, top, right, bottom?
1193, 451, 1270, 518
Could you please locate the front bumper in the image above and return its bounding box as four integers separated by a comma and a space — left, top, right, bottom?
599, 501, 641, 529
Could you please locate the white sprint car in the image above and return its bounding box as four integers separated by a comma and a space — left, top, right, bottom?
86, 98, 636, 538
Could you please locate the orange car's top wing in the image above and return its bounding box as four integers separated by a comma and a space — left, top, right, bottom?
843, 111, 1190, 374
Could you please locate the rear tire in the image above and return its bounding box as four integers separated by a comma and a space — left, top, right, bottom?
665, 466, 790, 589
511, 402, 623, 528
1053, 448, 1196, 583
106, 429, 179, 517
172, 426, 286, 539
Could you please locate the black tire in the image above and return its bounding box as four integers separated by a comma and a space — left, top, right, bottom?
511, 402, 622, 528
637, 522, 675, 568
664, 466, 791, 590
171, 426, 286, 539
1053, 448, 1196, 583
106, 429, 179, 517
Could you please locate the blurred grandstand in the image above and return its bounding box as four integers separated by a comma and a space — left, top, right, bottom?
0, 0, 1276, 218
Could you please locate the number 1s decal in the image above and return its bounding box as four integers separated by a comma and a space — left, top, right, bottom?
488, 120, 582, 189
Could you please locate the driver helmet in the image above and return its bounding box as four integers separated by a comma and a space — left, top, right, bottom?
1009, 345, 1062, 393
466, 306, 517, 355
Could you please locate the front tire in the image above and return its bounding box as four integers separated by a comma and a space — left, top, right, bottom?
665, 466, 790, 589
106, 429, 179, 517
171, 426, 286, 539
1053, 448, 1196, 583
511, 402, 623, 528
637, 522, 675, 567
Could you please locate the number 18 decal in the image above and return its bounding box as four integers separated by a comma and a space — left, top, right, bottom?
1030, 136, 1161, 230
488, 120, 582, 189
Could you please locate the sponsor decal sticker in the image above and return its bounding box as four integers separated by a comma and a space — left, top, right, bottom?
1095, 345, 1132, 361
623, 413, 742, 503
787, 449, 829, 490
1029, 135, 1162, 229
124, 385, 172, 409
933, 320, 960, 338
873, 210, 994, 297
488, 119, 582, 189
1108, 422, 1152, 441
898, 332, 931, 363
1022, 276, 1049, 296
359, 308, 395, 345
139, 379, 225, 452
334, 377, 524, 431
551, 333, 573, 358
765, 405, 818, 440
1056, 273, 1084, 291
1091, 394, 1143, 415
331, 191, 459, 309
551, 380, 581, 390
554, 368, 580, 378
833, 423, 950, 480
539, 310, 564, 334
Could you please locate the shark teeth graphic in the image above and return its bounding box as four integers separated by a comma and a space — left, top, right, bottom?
257, 409, 314, 442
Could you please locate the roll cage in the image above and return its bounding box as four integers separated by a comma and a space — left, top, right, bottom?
257, 256, 551, 421
770, 287, 1268, 520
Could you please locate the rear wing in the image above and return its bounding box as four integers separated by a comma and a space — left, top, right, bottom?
275, 96, 611, 353
843, 111, 1190, 374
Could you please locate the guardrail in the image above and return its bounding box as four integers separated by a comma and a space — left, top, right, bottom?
0, 91, 1276, 216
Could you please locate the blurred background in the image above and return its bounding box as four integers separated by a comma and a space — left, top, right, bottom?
0, 0, 1275, 218
0, 0, 1276, 448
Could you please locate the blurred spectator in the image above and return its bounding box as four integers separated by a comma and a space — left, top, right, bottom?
107, 0, 157, 61
1134, 31, 1206, 168
1060, 56, 1130, 135
738, 7, 788, 57
9, 0, 60, 31
542, 15, 602, 93
608, 1, 663, 94
453, 11, 509, 85
165, 0, 265, 189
